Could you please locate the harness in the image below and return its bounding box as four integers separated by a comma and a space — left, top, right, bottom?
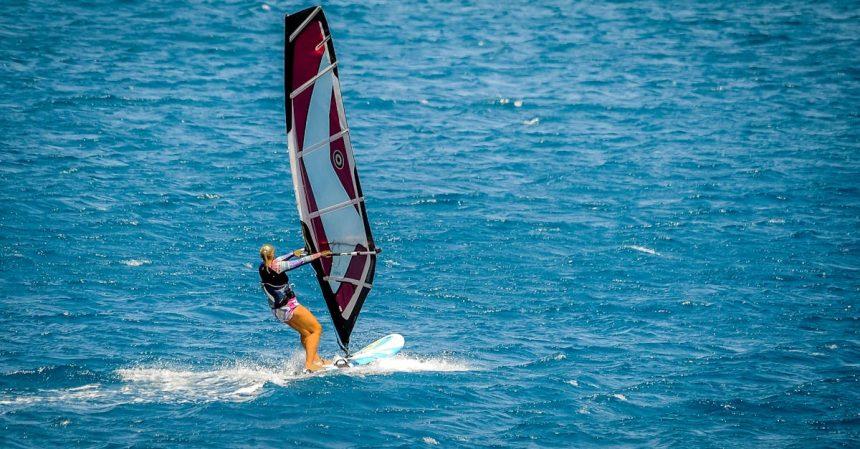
262, 282, 296, 309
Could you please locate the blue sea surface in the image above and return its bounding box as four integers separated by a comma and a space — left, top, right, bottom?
1, 1, 858, 447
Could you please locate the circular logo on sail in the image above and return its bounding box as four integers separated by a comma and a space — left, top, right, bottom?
333, 150, 345, 169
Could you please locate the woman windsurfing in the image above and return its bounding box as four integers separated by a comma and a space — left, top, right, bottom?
259, 243, 332, 372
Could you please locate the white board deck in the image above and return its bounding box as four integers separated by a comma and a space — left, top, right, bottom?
324, 333, 404, 371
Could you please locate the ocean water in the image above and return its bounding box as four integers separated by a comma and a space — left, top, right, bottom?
1, 0, 858, 447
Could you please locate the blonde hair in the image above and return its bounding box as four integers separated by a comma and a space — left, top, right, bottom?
260, 244, 275, 269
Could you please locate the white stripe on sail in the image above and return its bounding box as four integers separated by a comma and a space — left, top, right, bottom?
301, 47, 368, 293
287, 128, 315, 242
341, 286, 362, 319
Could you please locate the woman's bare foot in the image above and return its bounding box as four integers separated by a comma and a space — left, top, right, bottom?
305, 359, 327, 372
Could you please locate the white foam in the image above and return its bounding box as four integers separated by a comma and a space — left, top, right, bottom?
0, 355, 472, 408
117, 354, 471, 400
522, 117, 539, 126
0, 384, 106, 407
623, 245, 659, 256
121, 259, 150, 267
116, 364, 284, 403
116, 352, 310, 403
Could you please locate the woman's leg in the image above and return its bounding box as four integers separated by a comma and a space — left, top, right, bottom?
287, 305, 326, 370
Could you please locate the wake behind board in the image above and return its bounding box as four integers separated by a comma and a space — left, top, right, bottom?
324, 334, 404, 371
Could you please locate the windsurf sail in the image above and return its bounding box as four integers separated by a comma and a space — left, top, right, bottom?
284, 6, 379, 354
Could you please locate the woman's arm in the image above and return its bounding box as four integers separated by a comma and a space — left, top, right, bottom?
272, 248, 306, 264
269, 250, 331, 273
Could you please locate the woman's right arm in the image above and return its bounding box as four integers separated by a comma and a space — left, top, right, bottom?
272, 251, 331, 272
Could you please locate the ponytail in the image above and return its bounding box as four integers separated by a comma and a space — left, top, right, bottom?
260, 244, 275, 272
